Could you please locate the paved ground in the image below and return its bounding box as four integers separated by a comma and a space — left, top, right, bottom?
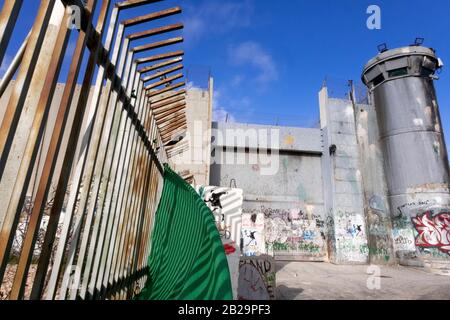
276, 262, 450, 300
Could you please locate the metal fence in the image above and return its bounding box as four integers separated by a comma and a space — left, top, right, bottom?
323, 76, 369, 105
0, 0, 187, 300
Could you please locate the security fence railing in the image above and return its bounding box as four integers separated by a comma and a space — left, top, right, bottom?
0, 0, 187, 300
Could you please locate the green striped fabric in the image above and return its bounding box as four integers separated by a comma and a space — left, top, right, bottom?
137, 165, 232, 300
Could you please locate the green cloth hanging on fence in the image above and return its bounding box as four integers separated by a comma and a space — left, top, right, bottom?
137, 165, 232, 300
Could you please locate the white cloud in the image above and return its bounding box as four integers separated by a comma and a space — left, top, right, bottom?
231, 74, 245, 87
212, 89, 236, 122
229, 41, 278, 84
183, 0, 254, 44
186, 81, 201, 90
213, 106, 236, 122
183, 16, 205, 44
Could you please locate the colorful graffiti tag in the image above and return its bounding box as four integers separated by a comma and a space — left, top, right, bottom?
412, 211, 450, 255
261, 207, 327, 259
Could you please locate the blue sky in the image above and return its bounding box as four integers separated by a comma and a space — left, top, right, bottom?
179, 0, 450, 132
1, 0, 449, 153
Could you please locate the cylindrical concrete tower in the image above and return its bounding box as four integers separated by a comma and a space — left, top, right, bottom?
362, 46, 450, 267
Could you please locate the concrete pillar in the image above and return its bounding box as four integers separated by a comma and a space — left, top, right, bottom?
354, 96, 395, 265
320, 87, 369, 264
170, 81, 213, 186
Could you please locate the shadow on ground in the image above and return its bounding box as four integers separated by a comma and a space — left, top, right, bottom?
276, 285, 304, 300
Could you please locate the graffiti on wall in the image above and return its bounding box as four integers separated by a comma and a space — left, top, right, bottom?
365, 195, 395, 263
241, 213, 266, 257
198, 186, 244, 299
397, 200, 437, 216
199, 186, 243, 245
255, 206, 327, 259
334, 209, 368, 262
392, 228, 416, 252
237, 256, 276, 300
412, 211, 450, 255
392, 198, 450, 259
391, 213, 417, 256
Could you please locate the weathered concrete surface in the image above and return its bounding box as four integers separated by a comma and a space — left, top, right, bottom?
210, 122, 328, 261
276, 262, 450, 300
320, 88, 369, 264
171, 83, 213, 186
355, 99, 395, 265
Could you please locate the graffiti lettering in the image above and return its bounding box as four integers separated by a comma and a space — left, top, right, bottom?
238, 257, 276, 300
412, 211, 450, 255
397, 200, 436, 216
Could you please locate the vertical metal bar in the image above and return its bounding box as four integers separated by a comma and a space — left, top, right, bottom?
44, 2, 116, 300
135, 104, 159, 295
128, 96, 153, 298
90, 48, 138, 302
63, 45, 127, 302
136, 165, 155, 292
97, 49, 135, 298
125, 93, 153, 298
88, 35, 131, 300
140, 122, 161, 269
105, 61, 140, 297
56, 12, 126, 301
29, 0, 106, 300
77, 25, 133, 300
114, 76, 148, 299
128, 136, 152, 297
0, 0, 24, 66
0, 0, 55, 178
0, 0, 57, 283
9, 4, 73, 300
0, 31, 30, 97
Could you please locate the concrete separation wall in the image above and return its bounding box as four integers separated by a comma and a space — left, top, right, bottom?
320, 87, 369, 264
210, 122, 328, 262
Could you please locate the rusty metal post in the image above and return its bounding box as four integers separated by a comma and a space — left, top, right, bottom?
0, 0, 55, 177
8, 3, 74, 300
61, 26, 131, 302
76, 18, 183, 300
113, 75, 149, 299
29, 0, 109, 300
87, 38, 134, 300
0, 0, 60, 284
105, 61, 141, 298
126, 95, 157, 298
108, 24, 183, 300
99, 44, 181, 300
43, 1, 120, 300
77, 32, 132, 302
0, 0, 186, 301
